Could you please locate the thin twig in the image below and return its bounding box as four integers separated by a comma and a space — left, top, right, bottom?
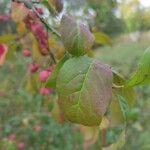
32, 7, 61, 38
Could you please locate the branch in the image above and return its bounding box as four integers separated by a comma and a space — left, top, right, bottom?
12, 0, 61, 38
32, 7, 61, 38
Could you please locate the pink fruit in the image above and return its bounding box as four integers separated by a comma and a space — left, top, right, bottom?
40, 87, 52, 96
8, 133, 16, 141
17, 142, 25, 150
39, 70, 50, 82
23, 49, 31, 57
29, 63, 39, 73
0, 44, 8, 66
0, 44, 5, 56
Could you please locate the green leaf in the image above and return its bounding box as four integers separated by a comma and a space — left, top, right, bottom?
46, 55, 69, 88
6, 44, 19, 61
109, 72, 136, 125
126, 47, 150, 87
42, 0, 63, 14
56, 56, 113, 126
61, 14, 95, 56
94, 32, 112, 46
118, 95, 130, 122
0, 34, 16, 44
103, 130, 126, 150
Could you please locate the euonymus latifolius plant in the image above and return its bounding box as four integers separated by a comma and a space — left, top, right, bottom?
10, 0, 150, 127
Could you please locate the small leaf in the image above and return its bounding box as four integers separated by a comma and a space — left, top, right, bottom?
94, 32, 112, 46
56, 56, 112, 126
109, 72, 136, 125
6, 44, 19, 61
46, 55, 69, 88
100, 117, 110, 130
42, 0, 56, 14
126, 47, 150, 87
103, 130, 126, 150
61, 14, 95, 56
118, 95, 130, 122
79, 125, 99, 149
42, 0, 63, 15
0, 34, 16, 44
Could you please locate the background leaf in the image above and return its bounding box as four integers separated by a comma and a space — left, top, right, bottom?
109, 72, 136, 125
103, 130, 126, 150
94, 32, 112, 46
56, 56, 112, 126
0, 34, 16, 44
60, 14, 95, 56
126, 47, 150, 87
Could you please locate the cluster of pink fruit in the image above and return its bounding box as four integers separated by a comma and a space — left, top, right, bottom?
8, 134, 25, 150
23, 48, 54, 96
24, 9, 50, 56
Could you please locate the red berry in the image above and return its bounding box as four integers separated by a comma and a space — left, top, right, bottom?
40, 87, 52, 96
39, 70, 50, 82
23, 49, 31, 57
17, 142, 25, 150
0, 44, 8, 65
29, 63, 39, 73
0, 44, 5, 57
8, 134, 16, 141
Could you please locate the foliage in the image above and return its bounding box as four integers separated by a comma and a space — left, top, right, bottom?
0, 0, 150, 149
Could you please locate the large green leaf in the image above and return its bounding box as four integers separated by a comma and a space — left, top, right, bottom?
126, 47, 150, 87
60, 14, 95, 56
46, 55, 69, 88
56, 56, 113, 126
109, 72, 136, 125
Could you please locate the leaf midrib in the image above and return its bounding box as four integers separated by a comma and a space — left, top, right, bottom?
76, 60, 94, 108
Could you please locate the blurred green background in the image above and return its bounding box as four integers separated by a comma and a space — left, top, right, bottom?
0, 0, 150, 150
